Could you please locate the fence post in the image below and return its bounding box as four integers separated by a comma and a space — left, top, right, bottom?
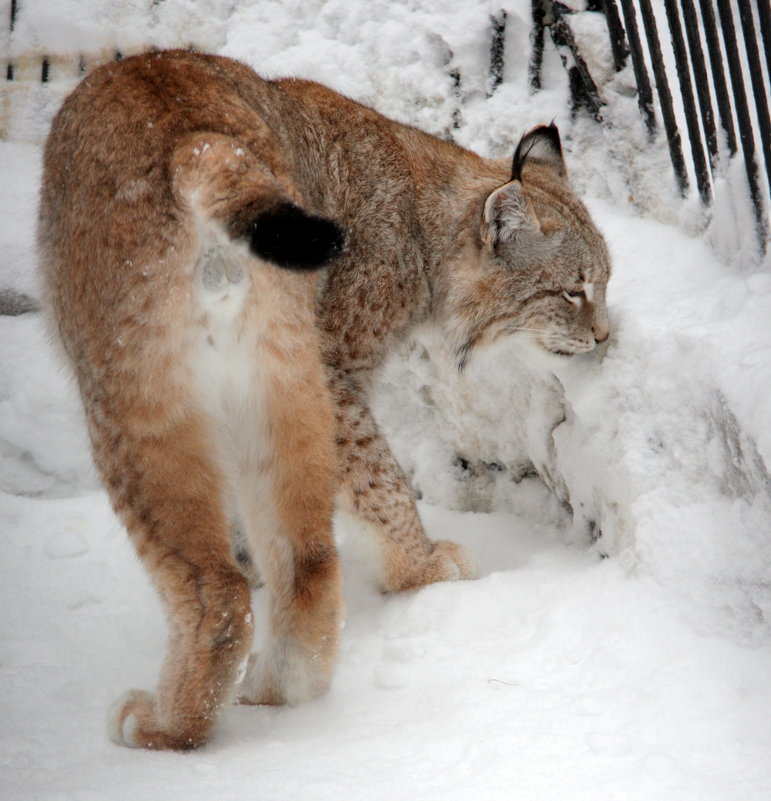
598, 0, 629, 72
755, 0, 771, 100
663, 0, 711, 203
637, 0, 689, 196
617, 0, 657, 138
487, 11, 507, 97
550, 1, 604, 122
7, 0, 18, 80
735, 0, 771, 195
697, 0, 737, 156
529, 0, 546, 92
680, 0, 718, 169
716, 0, 768, 251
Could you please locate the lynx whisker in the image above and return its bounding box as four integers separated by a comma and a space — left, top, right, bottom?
499, 325, 553, 335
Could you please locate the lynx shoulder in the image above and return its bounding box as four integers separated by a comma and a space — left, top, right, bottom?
39, 49, 611, 750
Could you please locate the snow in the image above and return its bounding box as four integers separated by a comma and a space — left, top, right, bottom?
2, 1, 771, 799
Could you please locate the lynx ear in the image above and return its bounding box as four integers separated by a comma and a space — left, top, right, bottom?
511, 123, 567, 181
482, 179, 540, 248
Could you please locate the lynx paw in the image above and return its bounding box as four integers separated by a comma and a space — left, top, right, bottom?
386, 540, 479, 592
236, 652, 299, 706
235, 654, 274, 706
108, 690, 206, 750
235, 649, 333, 707
427, 539, 479, 583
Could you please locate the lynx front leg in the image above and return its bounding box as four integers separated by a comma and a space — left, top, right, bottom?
335, 399, 477, 592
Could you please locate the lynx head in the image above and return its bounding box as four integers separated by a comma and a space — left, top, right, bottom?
449, 124, 611, 370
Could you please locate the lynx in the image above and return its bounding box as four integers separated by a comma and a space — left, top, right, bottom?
39, 50, 610, 750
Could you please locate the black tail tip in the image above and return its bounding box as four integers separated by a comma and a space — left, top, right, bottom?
247, 203, 346, 270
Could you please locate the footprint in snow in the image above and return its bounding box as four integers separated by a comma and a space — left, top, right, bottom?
45, 526, 90, 559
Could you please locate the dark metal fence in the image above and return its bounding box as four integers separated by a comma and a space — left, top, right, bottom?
5, 0, 770, 255
524, 0, 770, 254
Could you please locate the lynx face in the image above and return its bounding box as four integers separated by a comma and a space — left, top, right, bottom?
448, 125, 611, 369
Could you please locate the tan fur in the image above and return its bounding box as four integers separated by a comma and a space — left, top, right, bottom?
39, 50, 611, 749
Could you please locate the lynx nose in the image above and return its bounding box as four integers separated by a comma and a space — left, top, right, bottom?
593, 327, 609, 344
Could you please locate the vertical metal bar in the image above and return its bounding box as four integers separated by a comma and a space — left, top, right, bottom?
755, 0, 771, 88
550, 2, 605, 122
663, 0, 711, 203
8, 0, 18, 81
617, 0, 657, 137
715, 0, 767, 250
698, 0, 737, 156
736, 0, 771, 196
599, 0, 629, 72
529, 0, 546, 92
41, 57, 49, 83
487, 10, 507, 97
680, 0, 718, 168
450, 68, 462, 131
637, 0, 690, 196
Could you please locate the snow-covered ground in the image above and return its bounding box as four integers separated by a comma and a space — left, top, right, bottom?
2, 2, 770, 799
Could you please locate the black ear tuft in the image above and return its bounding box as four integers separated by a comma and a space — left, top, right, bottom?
246, 203, 346, 270
511, 123, 566, 181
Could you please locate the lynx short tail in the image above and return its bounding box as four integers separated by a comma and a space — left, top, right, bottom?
171, 132, 344, 271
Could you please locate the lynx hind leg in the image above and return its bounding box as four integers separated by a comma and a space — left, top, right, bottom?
104, 412, 253, 750
236, 325, 343, 707
336, 403, 478, 593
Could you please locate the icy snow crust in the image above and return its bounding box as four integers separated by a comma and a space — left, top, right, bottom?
2, 1, 771, 799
